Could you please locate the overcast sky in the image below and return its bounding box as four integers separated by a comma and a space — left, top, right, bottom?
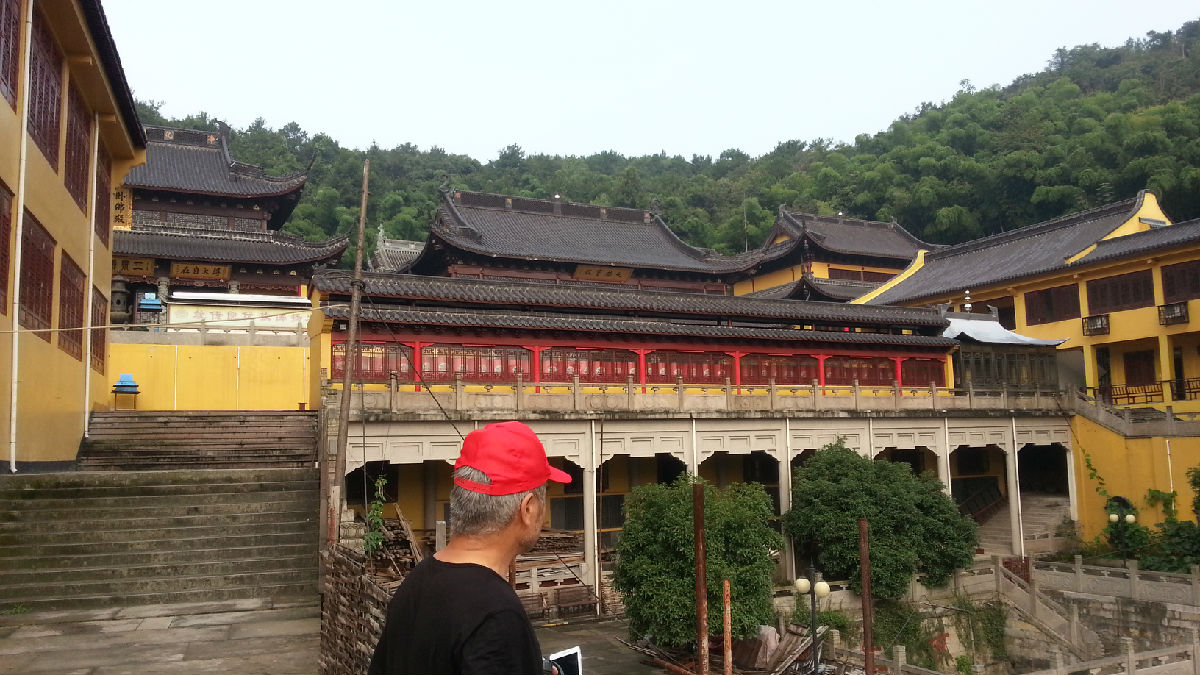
104, 1, 1198, 163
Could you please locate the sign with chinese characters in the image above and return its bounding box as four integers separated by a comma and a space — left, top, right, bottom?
112, 188, 131, 230
167, 305, 310, 328
170, 262, 232, 280
112, 257, 155, 276
573, 265, 633, 283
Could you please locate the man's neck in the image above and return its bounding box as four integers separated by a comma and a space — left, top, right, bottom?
434, 535, 517, 581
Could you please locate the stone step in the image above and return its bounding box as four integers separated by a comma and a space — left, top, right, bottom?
0, 488, 317, 510
0, 521, 314, 552
0, 542, 316, 571
0, 509, 315, 537
75, 460, 315, 472
0, 582, 318, 613
0, 479, 317, 500
0, 468, 318, 489
0, 567, 317, 602
0, 553, 316, 586
0, 497, 318, 523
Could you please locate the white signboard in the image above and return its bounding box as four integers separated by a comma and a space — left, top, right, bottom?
167, 304, 310, 328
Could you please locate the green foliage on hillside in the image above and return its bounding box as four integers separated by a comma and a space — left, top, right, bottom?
136, 18, 1200, 261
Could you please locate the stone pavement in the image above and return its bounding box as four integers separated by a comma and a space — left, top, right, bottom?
535, 617, 668, 675
0, 597, 667, 675
0, 598, 319, 675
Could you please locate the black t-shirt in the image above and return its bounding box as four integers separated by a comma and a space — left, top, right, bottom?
368, 556, 543, 675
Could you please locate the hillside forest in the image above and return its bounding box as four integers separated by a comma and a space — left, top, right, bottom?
135, 18, 1200, 265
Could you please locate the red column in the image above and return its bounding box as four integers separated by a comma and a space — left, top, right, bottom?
635, 349, 649, 391
727, 352, 745, 387
893, 357, 904, 388
411, 341, 426, 392
530, 346, 545, 392
815, 355, 828, 387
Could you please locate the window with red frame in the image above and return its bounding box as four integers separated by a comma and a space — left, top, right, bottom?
90, 287, 106, 372
0, 181, 11, 313
331, 342, 413, 382
27, 8, 62, 167
541, 348, 636, 383
645, 351, 732, 385
901, 358, 944, 387
57, 252, 84, 359
420, 344, 529, 382
94, 145, 110, 246
19, 210, 54, 339
64, 83, 91, 210
0, 0, 18, 107
740, 355, 819, 385
824, 356, 893, 386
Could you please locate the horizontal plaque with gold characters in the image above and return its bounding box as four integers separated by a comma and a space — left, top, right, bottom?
112, 257, 155, 276
171, 262, 232, 280
573, 265, 633, 283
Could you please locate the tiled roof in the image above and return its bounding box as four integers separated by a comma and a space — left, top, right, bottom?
774, 211, 930, 261
370, 236, 423, 272
323, 303, 955, 350
125, 127, 307, 199
1078, 217, 1200, 264
867, 194, 1148, 305
114, 228, 348, 265
746, 274, 881, 302
80, 1, 145, 149
410, 190, 786, 275
312, 270, 949, 330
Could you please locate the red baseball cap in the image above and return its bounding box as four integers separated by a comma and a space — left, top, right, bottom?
454, 421, 572, 496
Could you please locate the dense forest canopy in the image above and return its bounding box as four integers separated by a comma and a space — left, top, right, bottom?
135, 18, 1200, 263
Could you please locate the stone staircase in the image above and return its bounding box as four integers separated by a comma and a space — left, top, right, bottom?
0, 468, 319, 613
975, 493, 1072, 557
78, 411, 318, 471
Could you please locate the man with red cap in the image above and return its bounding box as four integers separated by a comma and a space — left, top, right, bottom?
369, 421, 572, 675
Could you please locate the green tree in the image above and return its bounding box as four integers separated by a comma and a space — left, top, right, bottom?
614, 476, 782, 648
784, 440, 977, 600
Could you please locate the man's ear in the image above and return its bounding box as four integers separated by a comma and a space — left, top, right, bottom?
518, 492, 539, 523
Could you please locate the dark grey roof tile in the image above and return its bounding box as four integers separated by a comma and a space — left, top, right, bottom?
114, 228, 348, 265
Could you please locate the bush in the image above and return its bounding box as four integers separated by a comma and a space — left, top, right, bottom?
784, 440, 977, 599
614, 476, 782, 648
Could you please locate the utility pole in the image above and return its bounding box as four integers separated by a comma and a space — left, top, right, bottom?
695, 482, 709, 675
331, 159, 369, 550
859, 518, 874, 675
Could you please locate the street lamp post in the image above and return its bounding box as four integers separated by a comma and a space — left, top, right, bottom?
1108, 508, 1137, 562
795, 565, 831, 675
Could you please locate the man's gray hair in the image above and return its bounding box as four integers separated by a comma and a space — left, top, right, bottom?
449, 466, 547, 537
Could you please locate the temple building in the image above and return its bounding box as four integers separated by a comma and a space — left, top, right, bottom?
734, 209, 931, 298
1, 0, 146, 468
369, 226, 422, 272
404, 189, 792, 294
861, 191, 1200, 412
110, 126, 347, 325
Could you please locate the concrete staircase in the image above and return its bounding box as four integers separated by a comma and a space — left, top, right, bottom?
0, 468, 319, 613
78, 411, 318, 471
975, 493, 1072, 557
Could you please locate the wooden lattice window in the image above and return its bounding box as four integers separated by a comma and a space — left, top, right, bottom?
0, 180, 10, 313
19, 210, 55, 339
824, 356, 894, 386
901, 358, 945, 387
90, 287, 106, 372
0, 0, 18, 107
65, 83, 91, 210
94, 144, 111, 246
57, 252, 84, 359
1024, 283, 1080, 326
740, 355, 819, 385
27, 8, 62, 167
1087, 270, 1154, 314
1162, 260, 1200, 304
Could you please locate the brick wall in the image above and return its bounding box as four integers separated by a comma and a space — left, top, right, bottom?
318, 545, 394, 675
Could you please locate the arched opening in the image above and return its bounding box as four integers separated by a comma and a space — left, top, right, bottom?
595, 453, 686, 552
547, 457, 585, 532
874, 446, 938, 477
1017, 444, 1073, 551
950, 444, 1010, 555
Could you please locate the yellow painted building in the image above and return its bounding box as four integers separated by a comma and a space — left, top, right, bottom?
861, 191, 1200, 537
1, 0, 146, 469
